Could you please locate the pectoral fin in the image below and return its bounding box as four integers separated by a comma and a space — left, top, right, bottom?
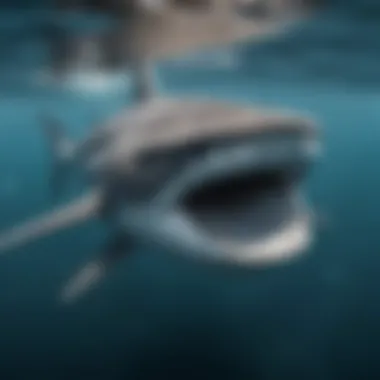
60, 231, 134, 304
0, 190, 102, 254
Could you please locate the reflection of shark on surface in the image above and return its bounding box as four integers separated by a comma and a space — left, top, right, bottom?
43, 0, 303, 90
0, 0, 322, 303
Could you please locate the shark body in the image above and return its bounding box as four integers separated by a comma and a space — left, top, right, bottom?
0, 97, 320, 302
0, 1, 321, 303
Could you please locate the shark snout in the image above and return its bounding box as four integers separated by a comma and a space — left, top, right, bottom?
141, 128, 320, 266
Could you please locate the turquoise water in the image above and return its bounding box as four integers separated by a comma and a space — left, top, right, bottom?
1, 6, 380, 380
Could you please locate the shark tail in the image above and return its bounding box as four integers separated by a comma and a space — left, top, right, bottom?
0, 190, 103, 254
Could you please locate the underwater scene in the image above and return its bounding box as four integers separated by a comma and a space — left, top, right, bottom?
0, 0, 379, 379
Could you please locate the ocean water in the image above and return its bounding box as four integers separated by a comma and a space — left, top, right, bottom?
0, 5, 380, 380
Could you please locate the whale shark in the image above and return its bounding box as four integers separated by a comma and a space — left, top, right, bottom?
0, 97, 321, 302
0, 0, 321, 303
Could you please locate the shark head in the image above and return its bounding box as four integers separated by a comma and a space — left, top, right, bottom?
124, 135, 318, 267
97, 98, 320, 267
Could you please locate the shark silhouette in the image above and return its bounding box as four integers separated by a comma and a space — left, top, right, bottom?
0, 0, 321, 303
0, 98, 321, 302
45, 0, 301, 84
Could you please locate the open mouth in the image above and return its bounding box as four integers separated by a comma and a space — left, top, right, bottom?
181, 167, 300, 243
143, 133, 318, 265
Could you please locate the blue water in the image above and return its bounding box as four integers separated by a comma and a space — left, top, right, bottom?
0, 6, 380, 380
